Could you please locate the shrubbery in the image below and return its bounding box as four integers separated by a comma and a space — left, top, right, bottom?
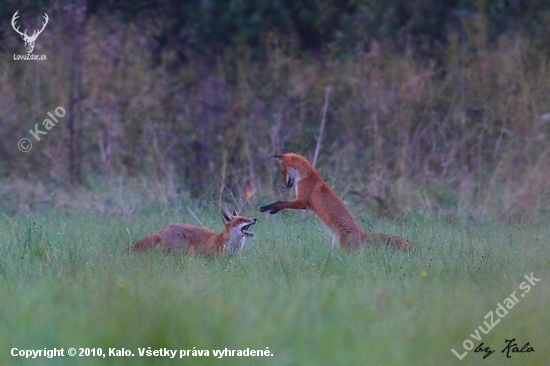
1, 1, 549, 220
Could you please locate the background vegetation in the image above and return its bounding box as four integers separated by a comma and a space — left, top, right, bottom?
0, 2, 549, 365
0, 0, 549, 220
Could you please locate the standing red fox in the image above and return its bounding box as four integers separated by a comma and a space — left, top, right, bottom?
259, 153, 413, 251
128, 210, 257, 255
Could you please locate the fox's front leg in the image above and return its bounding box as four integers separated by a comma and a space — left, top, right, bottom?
259, 200, 308, 214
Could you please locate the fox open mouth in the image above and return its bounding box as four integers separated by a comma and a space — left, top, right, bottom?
283, 175, 295, 189
241, 222, 256, 237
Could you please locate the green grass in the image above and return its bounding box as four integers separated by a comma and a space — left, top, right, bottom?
0, 203, 548, 366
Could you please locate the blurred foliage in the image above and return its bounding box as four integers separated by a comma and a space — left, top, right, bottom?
91, 0, 550, 60
1, 0, 549, 220
1, 0, 550, 59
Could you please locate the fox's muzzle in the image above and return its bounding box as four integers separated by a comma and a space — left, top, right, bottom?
283, 175, 294, 190
241, 218, 257, 237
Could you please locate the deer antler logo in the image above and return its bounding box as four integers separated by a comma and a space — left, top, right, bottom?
11, 11, 49, 54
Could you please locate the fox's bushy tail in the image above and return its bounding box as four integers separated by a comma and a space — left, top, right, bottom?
363, 232, 415, 252
126, 234, 162, 254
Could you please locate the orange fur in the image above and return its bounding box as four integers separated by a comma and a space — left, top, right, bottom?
128, 211, 257, 255
260, 153, 414, 251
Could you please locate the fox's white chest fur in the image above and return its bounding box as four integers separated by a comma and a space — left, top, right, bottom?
225, 236, 246, 254
287, 167, 301, 197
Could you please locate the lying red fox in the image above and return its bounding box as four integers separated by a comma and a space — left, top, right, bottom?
128, 210, 257, 255
260, 153, 413, 251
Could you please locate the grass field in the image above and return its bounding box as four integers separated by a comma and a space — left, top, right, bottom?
0, 192, 548, 366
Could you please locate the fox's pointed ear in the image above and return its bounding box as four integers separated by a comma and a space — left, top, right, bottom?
272, 154, 283, 163
232, 210, 238, 216
221, 210, 232, 224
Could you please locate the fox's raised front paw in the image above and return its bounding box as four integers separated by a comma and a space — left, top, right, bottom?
259, 204, 280, 214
